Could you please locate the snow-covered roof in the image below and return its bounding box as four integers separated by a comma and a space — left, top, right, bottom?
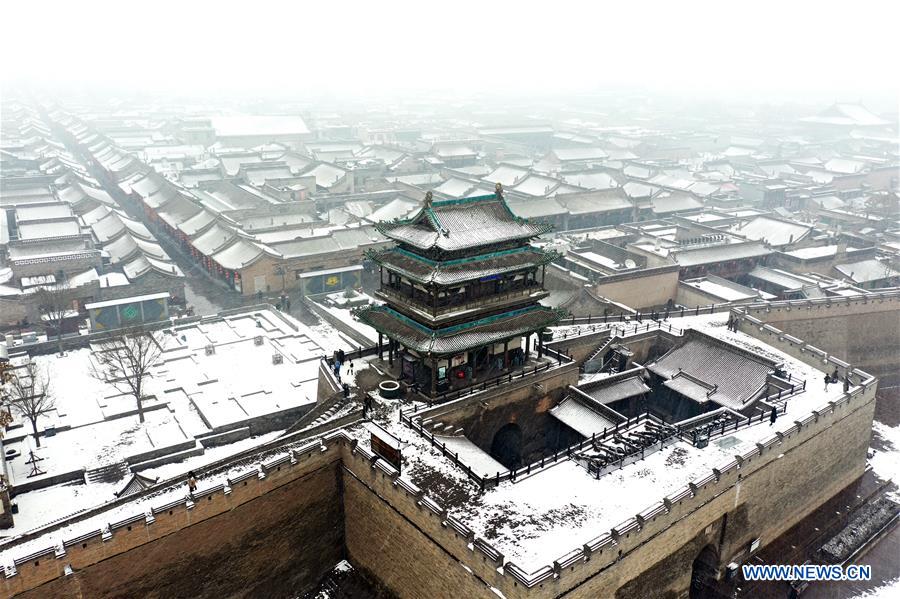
672, 242, 771, 267
212, 239, 268, 270
731, 216, 812, 247
483, 165, 529, 187
551, 147, 609, 162
561, 171, 618, 190
304, 163, 347, 188
834, 259, 900, 283
550, 397, 619, 437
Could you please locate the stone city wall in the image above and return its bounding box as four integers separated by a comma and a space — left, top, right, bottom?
738, 291, 900, 382
338, 366, 875, 599
2, 435, 347, 599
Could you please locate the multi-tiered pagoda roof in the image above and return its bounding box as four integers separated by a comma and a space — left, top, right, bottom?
356, 186, 564, 394
359, 304, 561, 355
364, 246, 558, 286
374, 191, 553, 253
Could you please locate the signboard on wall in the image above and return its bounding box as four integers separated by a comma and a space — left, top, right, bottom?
86, 293, 170, 331
369, 423, 402, 473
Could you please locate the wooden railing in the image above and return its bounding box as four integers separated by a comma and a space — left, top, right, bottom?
678, 403, 788, 446
378, 282, 544, 317
399, 408, 655, 490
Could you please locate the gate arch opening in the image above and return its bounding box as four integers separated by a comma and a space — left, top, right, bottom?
490, 423, 523, 470
689, 545, 719, 599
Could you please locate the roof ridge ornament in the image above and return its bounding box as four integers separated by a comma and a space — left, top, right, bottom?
495, 182, 503, 197
423, 190, 433, 209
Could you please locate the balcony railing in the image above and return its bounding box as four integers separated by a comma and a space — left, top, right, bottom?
379, 280, 543, 317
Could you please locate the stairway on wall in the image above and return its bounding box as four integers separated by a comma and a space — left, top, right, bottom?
85, 460, 129, 484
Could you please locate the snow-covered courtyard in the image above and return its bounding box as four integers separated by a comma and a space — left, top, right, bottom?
1, 307, 354, 536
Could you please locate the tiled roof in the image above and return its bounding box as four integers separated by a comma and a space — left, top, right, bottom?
368, 246, 557, 286
672, 242, 771, 267
355, 304, 564, 356
662, 373, 717, 403
123, 255, 183, 279
835, 259, 900, 283
191, 223, 236, 255
647, 333, 774, 410
746, 266, 814, 289
376, 193, 552, 252
550, 397, 619, 437
212, 239, 267, 270
581, 376, 650, 405
178, 210, 217, 237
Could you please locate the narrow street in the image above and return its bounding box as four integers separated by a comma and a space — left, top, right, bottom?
64, 140, 268, 316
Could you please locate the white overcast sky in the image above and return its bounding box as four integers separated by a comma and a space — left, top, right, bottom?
1, 0, 897, 102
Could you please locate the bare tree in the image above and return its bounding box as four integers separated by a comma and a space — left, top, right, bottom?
6, 362, 55, 447
33, 277, 74, 354
0, 360, 16, 435
91, 328, 162, 423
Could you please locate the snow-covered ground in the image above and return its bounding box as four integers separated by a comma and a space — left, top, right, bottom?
312, 292, 379, 345
1, 308, 344, 539
853, 577, 900, 598
869, 420, 900, 501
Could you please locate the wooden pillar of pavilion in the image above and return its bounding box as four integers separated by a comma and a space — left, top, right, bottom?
388, 339, 394, 366
430, 358, 437, 396
377, 332, 383, 360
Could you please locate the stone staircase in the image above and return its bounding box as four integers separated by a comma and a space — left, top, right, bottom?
285, 391, 354, 434
85, 461, 129, 484
308, 400, 350, 428
582, 336, 613, 373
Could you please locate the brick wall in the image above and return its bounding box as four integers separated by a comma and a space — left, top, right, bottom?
592, 267, 680, 310
418, 365, 579, 454
740, 293, 900, 382
4, 442, 345, 599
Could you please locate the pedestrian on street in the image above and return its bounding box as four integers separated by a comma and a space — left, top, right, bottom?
769, 407, 777, 426
188, 471, 197, 494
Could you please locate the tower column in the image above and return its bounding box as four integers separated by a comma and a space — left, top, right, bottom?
430, 358, 438, 396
